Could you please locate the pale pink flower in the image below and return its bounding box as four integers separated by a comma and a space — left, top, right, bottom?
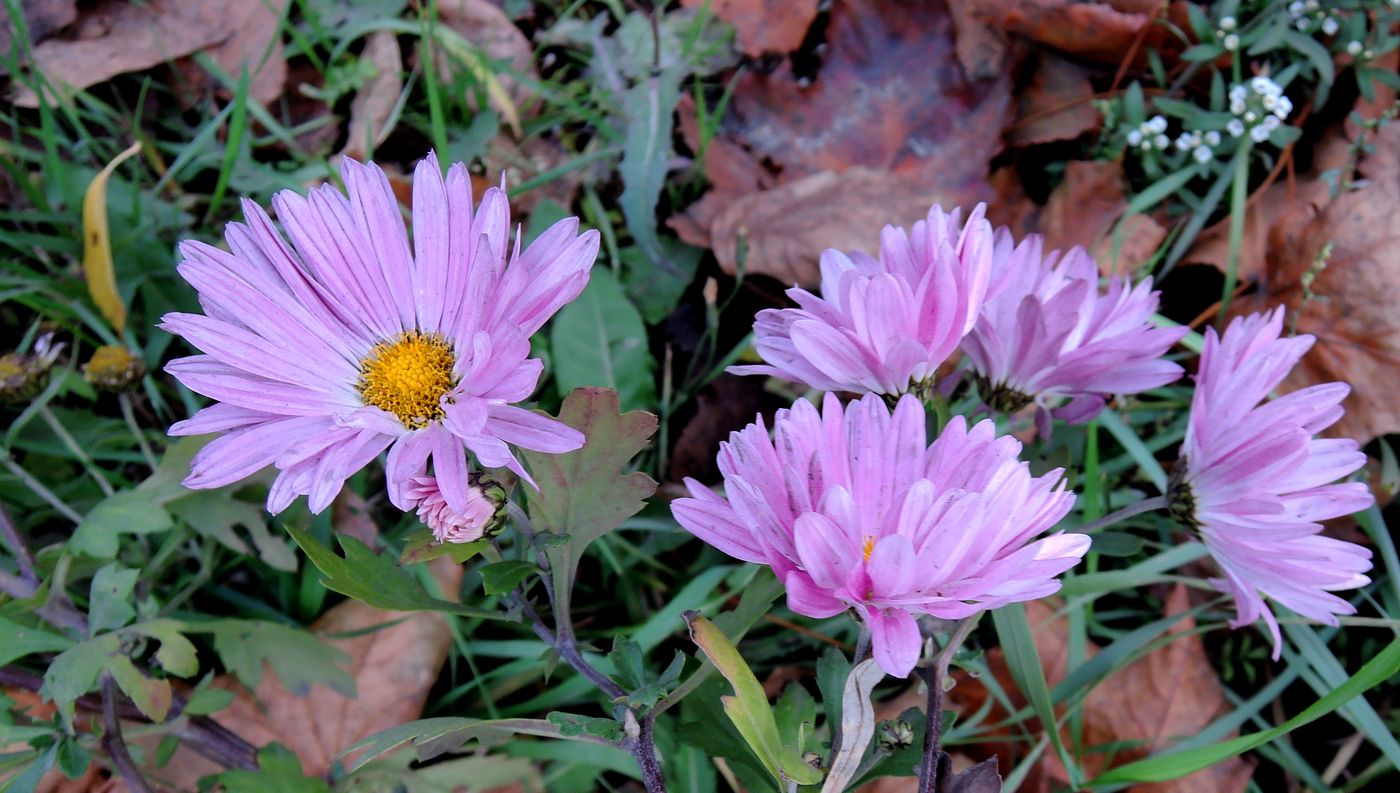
961, 240, 1186, 425
730, 205, 998, 396
1171, 308, 1373, 658
671, 393, 1086, 677
408, 474, 505, 544
163, 152, 598, 514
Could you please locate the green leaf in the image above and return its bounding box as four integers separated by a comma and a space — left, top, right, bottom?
198, 619, 354, 697
41, 620, 195, 724
479, 560, 538, 597
170, 491, 295, 571
684, 613, 823, 787
547, 711, 625, 742
69, 490, 173, 559
183, 682, 235, 716
0, 617, 72, 667
286, 526, 502, 620
399, 529, 488, 565
0, 742, 57, 793
339, 718, 569, 774
217, 744, 331, 793
521, 387, 658, 622
1094, 640, 1400, 784
86, 564, 138, 635
549, 270, 657, 412
815, 646, 852, 734
54, 736, 89, 779
992, 603, 1079, 787
621, 241, 702, 324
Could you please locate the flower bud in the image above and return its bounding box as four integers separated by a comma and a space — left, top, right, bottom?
84, 345, 145, 393
0, 333, 62, 406
878, 719, 915, 751
408, 472, 507, 544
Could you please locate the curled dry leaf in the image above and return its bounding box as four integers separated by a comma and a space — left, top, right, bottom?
680, 0, 819, 57
1038, 159, 1166, 277
999, 0, 1187, 67
675, 0, 1012, 286
340, 30, 403, 161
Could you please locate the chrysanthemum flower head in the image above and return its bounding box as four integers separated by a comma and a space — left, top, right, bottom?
409, 473, 507, 544
730, 204, 998, 396
162, 152, 599, 514
1170, 308, 1373, 658
961, 238, 1186, 426
0, 332, 62, 406
671, 393, 1086, 677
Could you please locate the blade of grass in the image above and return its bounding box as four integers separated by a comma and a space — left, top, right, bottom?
1097, 409, 1168, 493
992, 603, 1081, 787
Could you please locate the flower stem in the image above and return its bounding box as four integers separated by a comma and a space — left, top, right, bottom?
39, 405, 113, 495
916, 616, 980, 793
1074, 495, 1168, 536
119, 393, 159, 470
102, 675, 154, 793
2, 452, 83, 523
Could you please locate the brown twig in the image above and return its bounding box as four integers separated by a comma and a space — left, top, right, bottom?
102, 675, 156, 793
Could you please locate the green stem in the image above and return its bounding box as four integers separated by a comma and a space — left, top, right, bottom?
1, 452, 83, 523
119, 393, 159, 470
1219, 140, 1252, 326
39, 405, 113, 495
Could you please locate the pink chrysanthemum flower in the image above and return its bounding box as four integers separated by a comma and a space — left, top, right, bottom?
1169, 308, 1373, 658
730, 205, 998, 396
671, 393, 1086, 677
163, 152, 599, 514
961, 239, 1186, 426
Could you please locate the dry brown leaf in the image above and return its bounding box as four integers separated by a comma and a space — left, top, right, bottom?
11, 0, 286, 108
677, 0, 1012, 285
999, 0, 1188, 66
1227, 119, 1400, 443
1040, 586, 1254, 793
339, 30, 403, 161
680, 0, 819, 57
145, 559, 464, 787
1008, 51, 1100, 147
1038, 159, 1166, 277
199, 0, 288, 106
0, 0, 77, 59
436, 0, 538, 127
709, 168, 950, 285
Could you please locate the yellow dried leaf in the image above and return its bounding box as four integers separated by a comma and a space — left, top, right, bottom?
82, 141, 142, 333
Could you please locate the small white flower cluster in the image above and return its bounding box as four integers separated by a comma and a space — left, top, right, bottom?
1227, 77, 1291, 143
1125, 115, 1170, 152
1217, 15, 1240, 52
1175, 129, 1224, 164
1287, 0, 1339, 36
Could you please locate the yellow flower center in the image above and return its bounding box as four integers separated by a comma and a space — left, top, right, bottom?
358, 332, 457, 429
862, 535, 876, 563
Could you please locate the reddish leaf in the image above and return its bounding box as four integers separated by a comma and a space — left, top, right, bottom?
1008, 51, 1100, 147
1038, 160, 1166, 277
682, 0, 819, 57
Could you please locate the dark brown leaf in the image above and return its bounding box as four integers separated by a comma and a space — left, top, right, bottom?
339, 30, 403, 161
1038, 159, 1166, 277
1008, 51, 1099, 147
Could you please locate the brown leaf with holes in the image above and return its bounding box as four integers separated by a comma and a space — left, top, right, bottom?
340, 30, 403, 161
1038, 159, 1166, 277
1227, 117, 1400, 443
680, 0, 818, 56
1009, 51, 1100, 147
676, 0, 1012, 285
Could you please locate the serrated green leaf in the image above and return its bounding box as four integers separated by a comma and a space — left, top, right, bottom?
0, 617, 73, 667
69, 490, 173, 559
87, 564, 138, 636
479, 560, 538, 597
170, 491, 295, 572
685, 613, 822, 787
520, 388, 658, 623
196, 619, 354, 697
287, 526, 502, 620
550, 270, 657, 411
218, 744, 331, 793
